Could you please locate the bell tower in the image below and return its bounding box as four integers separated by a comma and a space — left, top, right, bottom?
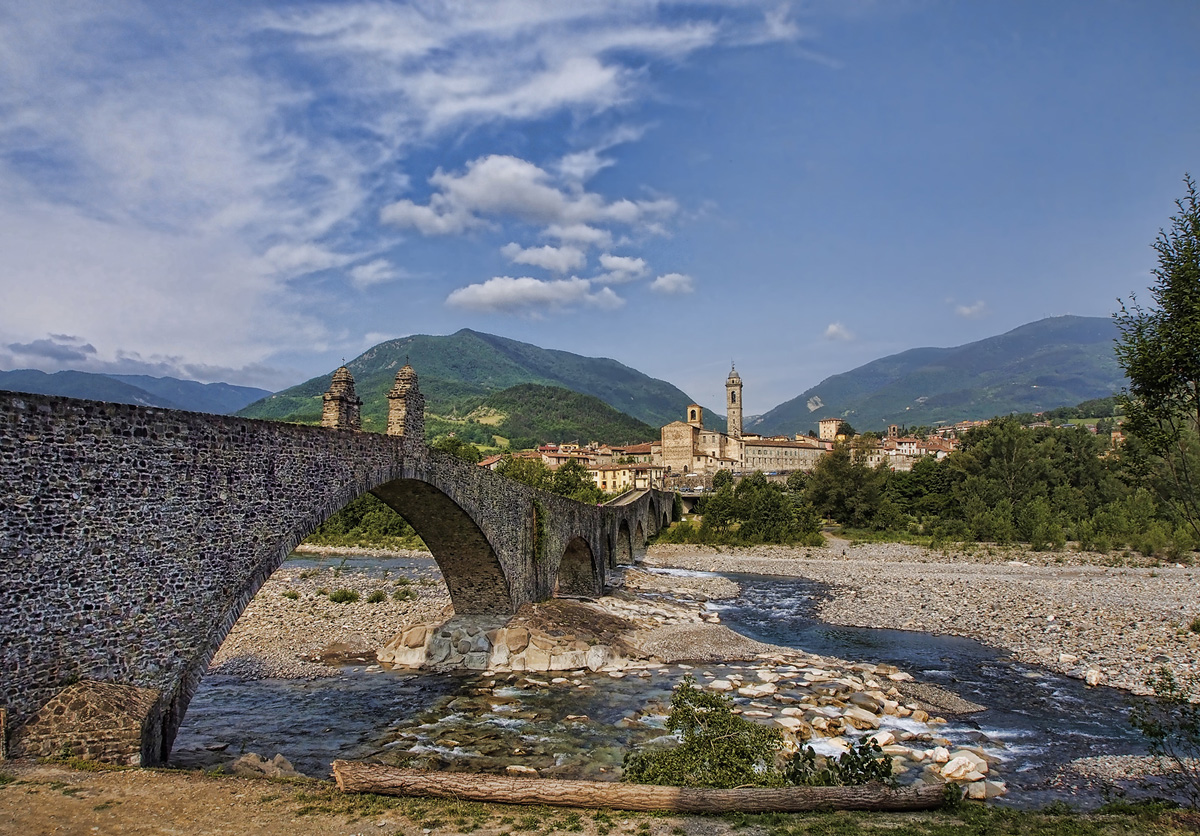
726, 364, 742, 440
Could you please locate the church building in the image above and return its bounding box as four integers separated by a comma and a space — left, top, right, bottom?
659, 366, 825, 476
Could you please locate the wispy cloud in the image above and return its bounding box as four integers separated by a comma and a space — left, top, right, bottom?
349, 259, 408, 289
0, 1, 802, 379
955, 300, 987, 319
824, 321, 854, 341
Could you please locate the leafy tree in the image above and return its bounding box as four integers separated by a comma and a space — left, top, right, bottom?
837, 421, 856, 437
711, 469, 734, 491
698, 484, 736, 536
1115, 174, 1200, 538
551, 459, 605, 504
431, 435, 482, 463
495, 454, 551, 491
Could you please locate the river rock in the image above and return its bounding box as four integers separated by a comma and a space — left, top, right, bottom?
232, 752, 301, 779
841, 706, 881, 730
940, 756, 982, 781
524, 645, 551, 671
586, 646, 612, 671
505, 627, 530, 652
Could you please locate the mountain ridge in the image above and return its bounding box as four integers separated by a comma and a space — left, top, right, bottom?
751, 315, 1125, 435
238, 328, 718, 432
0, 368, 270, 415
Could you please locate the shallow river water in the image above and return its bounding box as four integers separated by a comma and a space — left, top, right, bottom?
171, 554, 1157, 809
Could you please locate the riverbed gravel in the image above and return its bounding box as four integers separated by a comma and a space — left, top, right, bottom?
643, 541, 1200, 696
209, 557, 451, 679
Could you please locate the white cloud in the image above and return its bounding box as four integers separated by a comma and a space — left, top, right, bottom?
824, 321, 854, 341
595, 253, 650, 284
955, 300, 987, 319
544, 223, 614, 249
445, 275, 622, 315
349, 258, 407, 289
501, 242, 586, 273
382, 154, 677, 239
650, 272, 695, 294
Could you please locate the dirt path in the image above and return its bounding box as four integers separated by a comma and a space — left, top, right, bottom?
0, 762, 744, 836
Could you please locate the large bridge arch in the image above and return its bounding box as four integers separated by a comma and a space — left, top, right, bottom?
161, 466, 517, 762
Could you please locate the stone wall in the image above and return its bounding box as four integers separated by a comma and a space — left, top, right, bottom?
0, 390, 671, 764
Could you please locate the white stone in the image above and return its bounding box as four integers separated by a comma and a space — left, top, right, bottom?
869, 731, 895, 747
931, 747, 951, 764
1085, 669, 1104, 687
709, 679, 734, 691
506, 765, 539, 776
841, 706, 881, 730
940, 756, 974, 781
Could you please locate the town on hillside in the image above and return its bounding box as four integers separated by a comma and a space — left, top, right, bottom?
467, 366, 1123, 494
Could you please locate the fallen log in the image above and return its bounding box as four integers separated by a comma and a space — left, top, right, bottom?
331, 761, 946, 812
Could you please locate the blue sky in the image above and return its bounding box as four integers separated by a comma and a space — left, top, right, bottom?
1, 1, 1197, 414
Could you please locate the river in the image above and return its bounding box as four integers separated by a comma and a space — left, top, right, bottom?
170, 553, 1161, 808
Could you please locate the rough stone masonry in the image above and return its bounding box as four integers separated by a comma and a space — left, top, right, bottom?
0, 390, 673, 766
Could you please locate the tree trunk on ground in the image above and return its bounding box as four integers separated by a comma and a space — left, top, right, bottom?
331, 761, 945, 812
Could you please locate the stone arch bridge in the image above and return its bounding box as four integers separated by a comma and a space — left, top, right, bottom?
0, 391, 674, 765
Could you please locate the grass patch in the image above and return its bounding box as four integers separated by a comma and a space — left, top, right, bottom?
328, 588, 360, 604
836, 527, 939, 547
281, 590, 300, 600
366, 589, 387, 603
0, 772, 15, 786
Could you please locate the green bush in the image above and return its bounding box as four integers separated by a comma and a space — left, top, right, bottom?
281, 590, 300, 600
393, 587, 417, 602
784, 737, 895, 787
1129, 666, 1200, 807
328, 588, 360, 604
623, 677, 784, 788
623, 677, 893, 790
366, 590, 387, 603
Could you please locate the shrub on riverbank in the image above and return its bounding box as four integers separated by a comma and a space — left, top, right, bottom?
660, 473, 824, 548
623, 677, 891, 790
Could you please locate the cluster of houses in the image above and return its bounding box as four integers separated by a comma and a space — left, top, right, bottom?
476, 366, 967, 494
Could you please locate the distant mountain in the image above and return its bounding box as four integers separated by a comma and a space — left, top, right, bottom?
448, 384, 657, 450
239, 328, 712, 432
750, 316, 1126, 435
0, 369, 270, 415
104, 374, 271, 414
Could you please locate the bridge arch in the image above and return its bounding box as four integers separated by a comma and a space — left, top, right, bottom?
634, 520, 646, 559
162, 464, 514, 761
556, 537, 599, 597
615, 521, 633, 565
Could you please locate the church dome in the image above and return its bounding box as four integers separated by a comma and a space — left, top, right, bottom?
726, 366, 741, 383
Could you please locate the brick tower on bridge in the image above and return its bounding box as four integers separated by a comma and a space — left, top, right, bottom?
726, 363, 743, 440
387, 363, 425, 442
321, 365, 362, 430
